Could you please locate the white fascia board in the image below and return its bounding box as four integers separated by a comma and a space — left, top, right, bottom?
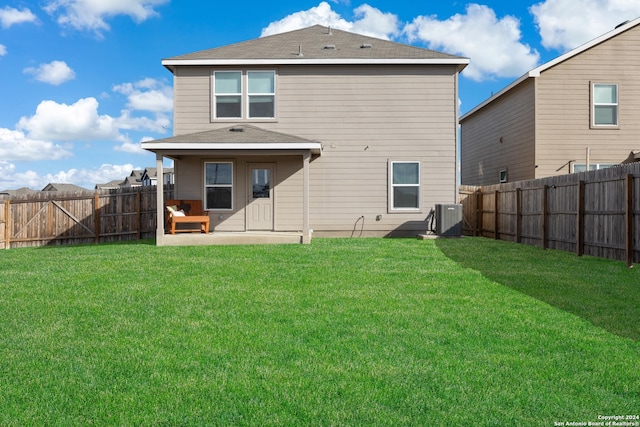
162, 58, 470, 67
142, 141, 322, 153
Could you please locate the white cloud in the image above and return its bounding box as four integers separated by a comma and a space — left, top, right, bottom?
0, 128, 72, 161
17, 98, 119, 142
0, 44, 6, 56
23, 60, 76, 85
404, 4, 540, 82
16, 97, 169, 143
0, 6, 37, 28
261, 1, 400, 40
0, 162, 42, 190
114, 110, 170, 134
44, 0, 168, 35
112, 78, 173, 113
115, 139, 146, 154
530, 0, 640, 51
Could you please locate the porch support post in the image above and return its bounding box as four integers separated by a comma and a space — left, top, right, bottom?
155, 153, 165, 244
302, 152, 311, 244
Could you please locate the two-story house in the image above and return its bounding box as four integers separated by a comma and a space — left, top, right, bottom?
142, 25, 468, 244
460, 17, 640, 186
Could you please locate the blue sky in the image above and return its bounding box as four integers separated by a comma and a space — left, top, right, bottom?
1, 0, 639, 190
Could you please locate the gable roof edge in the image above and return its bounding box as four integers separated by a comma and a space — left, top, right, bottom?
460, 16, 640, 122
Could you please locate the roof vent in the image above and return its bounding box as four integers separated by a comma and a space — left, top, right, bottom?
360, 43, 372, 49
615, 20, 630, 29
327, 26, 332, 35
324, 44, 336, 50
230, 126, 244, 132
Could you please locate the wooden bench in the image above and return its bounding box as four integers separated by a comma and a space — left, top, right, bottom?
165, 199, 210, 234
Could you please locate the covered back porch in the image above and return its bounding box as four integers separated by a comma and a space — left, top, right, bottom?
141, 125, 322, 246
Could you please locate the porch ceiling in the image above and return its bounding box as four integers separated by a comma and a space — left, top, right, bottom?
142, 124, 322, 156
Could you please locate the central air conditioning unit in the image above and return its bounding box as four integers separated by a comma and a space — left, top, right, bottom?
435, 204, 462, 236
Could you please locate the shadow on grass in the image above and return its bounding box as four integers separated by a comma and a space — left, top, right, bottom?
435, 237, 640, 342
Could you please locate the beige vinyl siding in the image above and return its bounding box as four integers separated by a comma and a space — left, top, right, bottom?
172, 67, 212, 134
170, 64, 459, 234
175, 155, 304, 232
536, 25, 640, 178
460, 79, 536, 185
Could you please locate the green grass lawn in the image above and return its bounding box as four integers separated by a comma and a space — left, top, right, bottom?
0, 237, 638, 426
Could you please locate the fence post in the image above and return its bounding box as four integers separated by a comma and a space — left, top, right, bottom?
516, 188, 522, 243
3, 200, 9, 250
494, 190, 499, 240
136, 191, 142, 241
542, 185, 548, 250
94, 193, 100, 244
476, 190, 483, 237
625, 174, 634, 268
577, 180, 585, 257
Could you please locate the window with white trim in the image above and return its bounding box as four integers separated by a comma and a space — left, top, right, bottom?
212, 70, 276, 120
214, 71, 242, 119
592, 83, 618, 126
248, 71, 275, 118
205, 162, 233, 210
499, 169, 507, 183
389, 161, 421, 211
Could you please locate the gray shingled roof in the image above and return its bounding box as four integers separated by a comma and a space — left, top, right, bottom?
42, 183, 91, 193
164, 25, 466, 63
146, 124, 318, 145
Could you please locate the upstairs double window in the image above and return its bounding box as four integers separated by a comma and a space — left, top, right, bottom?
213, 71, 275, 120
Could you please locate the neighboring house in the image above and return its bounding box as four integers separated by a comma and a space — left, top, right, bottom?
141, 167, 174, 186
0, 187, 39, 198
142, 25, 468, 244
42, 183, 90, 193
121, 170, 143, 187
95, 180, 125, 190
459, 17, 640, 186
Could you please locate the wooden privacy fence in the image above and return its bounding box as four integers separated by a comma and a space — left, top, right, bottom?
459, 163, 640, 266
0, 186, 173, 250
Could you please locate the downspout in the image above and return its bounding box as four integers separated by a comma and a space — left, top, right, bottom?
454, 69, 460, 203
302, 152, 311, 244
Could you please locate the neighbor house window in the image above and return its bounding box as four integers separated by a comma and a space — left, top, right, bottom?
389, 161, 421, 211
571, 163, 616, 173
248, 71, 275, 118
205, 162, 233, 210
499, 169, 507, 183
214, 71, 242, 119
592, 83, 618, 126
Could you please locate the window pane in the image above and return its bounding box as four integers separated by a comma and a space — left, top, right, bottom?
594, 105, 617, 125
594, 84, 617, 103
248, 71, 274, 93
249, 95, 274, 118
394, 187, 419, 209
215, 72, 241, 93
252, 168, 270, 199
206, 187, 232, 210
216, 96, 241, 118
393, 163, 419, 184
206, 163, 232, 185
